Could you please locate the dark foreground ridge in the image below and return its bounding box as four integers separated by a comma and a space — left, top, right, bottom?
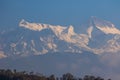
0, 69, 111, 80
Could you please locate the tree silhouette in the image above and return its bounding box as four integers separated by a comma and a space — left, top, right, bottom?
0, 69, 112, 80
63, 73, 74, 80
48, 74, 55, 80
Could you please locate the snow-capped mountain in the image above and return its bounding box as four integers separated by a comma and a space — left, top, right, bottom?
1, 17, 120, 80
0, 17, 120, 58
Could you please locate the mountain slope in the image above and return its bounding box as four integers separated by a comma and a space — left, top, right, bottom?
92, 16, 120, 34
0, 17, 120, 57
1, 17, 120, 80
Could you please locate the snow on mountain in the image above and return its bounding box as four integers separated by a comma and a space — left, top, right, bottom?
68, 25, 75, 35
1, 17, 120, 57
92, 17, 120, 34
88, 17, 120, 54
19, 19, 49, 31
0, 51, 7, 59
19, 19, 90, 49
1, 17, 120, 80
96, 35, 120, 54
87, 26, 93, 38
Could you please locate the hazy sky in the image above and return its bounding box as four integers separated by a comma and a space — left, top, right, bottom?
0, 0, 120, 29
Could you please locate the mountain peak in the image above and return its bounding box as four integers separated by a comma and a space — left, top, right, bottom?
1, 17, 120, 58
68, 25, 75, 35
19, 19, 49, 31
91, 17, 120, 35
92, 16, 114, 28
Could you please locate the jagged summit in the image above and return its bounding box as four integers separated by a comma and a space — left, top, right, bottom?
19, 19, 90, 48
1, 17, 120, 58
19, 19, 49, 31
68, 25, 75, 35
91, 16, 114, 28
91, 17, 120, 34
1, 17, 120, 80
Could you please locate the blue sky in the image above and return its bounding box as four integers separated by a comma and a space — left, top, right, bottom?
0, 0, 120, 30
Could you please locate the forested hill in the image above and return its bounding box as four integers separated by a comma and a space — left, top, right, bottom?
0, 69, 111, 80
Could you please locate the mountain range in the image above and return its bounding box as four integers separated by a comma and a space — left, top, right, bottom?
0, 17, 120, 80
0, 17, 120, 58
